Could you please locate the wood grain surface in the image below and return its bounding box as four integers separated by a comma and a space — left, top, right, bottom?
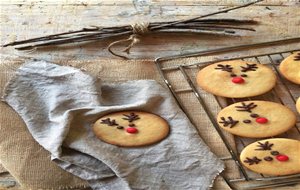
1, 0, 300, 189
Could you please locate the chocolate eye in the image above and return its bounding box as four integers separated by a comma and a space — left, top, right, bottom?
271, 151, 280, 156
241, 74, 248, 77
250, 113, 259, 118
243, 119, 251, 123
230, 73, 237, 77
264, 156, 273, 161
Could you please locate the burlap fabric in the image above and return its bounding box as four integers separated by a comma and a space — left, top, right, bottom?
0, 163, 7, 173
0, 55, 233, 190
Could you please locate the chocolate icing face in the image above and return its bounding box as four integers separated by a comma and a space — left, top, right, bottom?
100, 112, 141, 134
122, 112, 140, 122
240, 63, 258, 72
197, 60, 277, 98
214, 63, 258, 85
100, 118, 118, 126
255, 141, 273, 151
216, 101, 296, 138
219, 116, 239, 128
93, 111, 170, 147
235, 102, 257, 113
218, 102, 269, 129
243, 141, 290, 166
215, 64, 233, 72
264, 156, 273, 161
240, 139, 300, 176
271, 151, 280, 156
244, 156, 262, 165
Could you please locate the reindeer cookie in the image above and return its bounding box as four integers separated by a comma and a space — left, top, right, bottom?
217, 101, 296, 138
93, 111, 169, 147
240, 138, 300, 176
197, 60, 276, 98
279, 52, 300, 84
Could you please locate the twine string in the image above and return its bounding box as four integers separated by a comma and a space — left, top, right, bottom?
108, 22, 150, 59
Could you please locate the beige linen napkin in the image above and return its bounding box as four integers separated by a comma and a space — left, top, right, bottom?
3, 60, 224, 190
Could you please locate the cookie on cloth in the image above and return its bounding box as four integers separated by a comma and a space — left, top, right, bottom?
279, 52, 300, 84
196, 60, 276, 98
240, 138, 300, 176
93, 111, 170, 147
297, 97, 300, 114
217, 101, 296, 138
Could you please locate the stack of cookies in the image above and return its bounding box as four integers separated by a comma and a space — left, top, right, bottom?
197, 52, 300, 176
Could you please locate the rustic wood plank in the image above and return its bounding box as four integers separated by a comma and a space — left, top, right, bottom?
1, 2, 299, 60
1, 0, 299, 6
0, 1, 300, 190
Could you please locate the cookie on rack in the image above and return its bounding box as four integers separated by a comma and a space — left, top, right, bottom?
240, 138, 300, 176
279, 52, 300, 84
196, 60, 276, 98
217, 101, 296, 138
93, 111, 170, 147
297, 97, 300, 114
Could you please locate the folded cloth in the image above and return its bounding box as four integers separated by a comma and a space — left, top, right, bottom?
3, 60, 224, 190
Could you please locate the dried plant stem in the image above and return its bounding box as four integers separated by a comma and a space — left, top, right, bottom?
2, 0, 263, 58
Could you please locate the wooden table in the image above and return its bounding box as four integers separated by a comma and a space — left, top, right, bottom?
1, 0, 299, 189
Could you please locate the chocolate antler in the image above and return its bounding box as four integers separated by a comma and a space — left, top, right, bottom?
241, 63, 258, 72
219, 116, 239, 128
100, 118, 118, 126
294, 52, 300, 61
215, 64, 233, 72
255, 141, 274, 151
122, 113, 140, 122
244, 157, 262, 165
235, 102, 257, 113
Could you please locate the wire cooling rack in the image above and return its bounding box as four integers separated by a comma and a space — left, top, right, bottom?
155, 37, 300, 190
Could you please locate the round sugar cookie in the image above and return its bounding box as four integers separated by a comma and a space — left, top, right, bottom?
93, 111, 170, 147
240, 138, 300, 176
297, 97, 300, 114
279, 52, 300, 84
217, 101, 296, 138
196, 60, 276, 98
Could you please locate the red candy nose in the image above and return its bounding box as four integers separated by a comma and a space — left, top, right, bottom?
276, 155, 289, 162
126, 127, 138, 134
232, 77, 245, 84
256, 117, 268, 124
